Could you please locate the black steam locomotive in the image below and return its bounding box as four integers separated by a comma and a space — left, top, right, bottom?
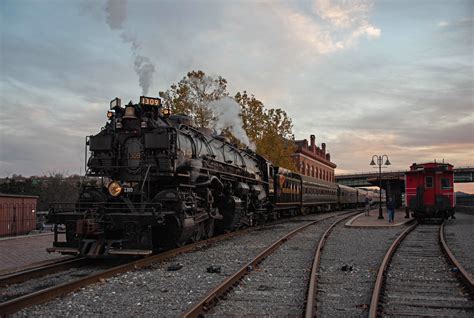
48, 96, 355, 257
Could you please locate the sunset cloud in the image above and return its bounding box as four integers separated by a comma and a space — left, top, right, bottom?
0, 0, 472, 182
274, 0, 381, 55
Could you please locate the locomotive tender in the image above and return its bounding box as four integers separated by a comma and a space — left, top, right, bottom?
405, 162, 455, 222
48, 96, 368, 257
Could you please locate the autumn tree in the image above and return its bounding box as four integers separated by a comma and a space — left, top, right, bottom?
235, 91, 296, 170
160, 70, 296, 170
159, 70, 228, 128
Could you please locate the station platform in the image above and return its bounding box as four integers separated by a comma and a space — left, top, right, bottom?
0, 233, 66, 274
346, 207, 414, 227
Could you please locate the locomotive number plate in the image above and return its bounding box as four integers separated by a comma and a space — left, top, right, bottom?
124, 187, 133, 193
129, 152, 141, 160
140, 96, 161, 106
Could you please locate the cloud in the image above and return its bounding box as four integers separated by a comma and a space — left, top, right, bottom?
330, 130, 474, 174
0, 0, 471, 178
314, 0, 381, 39
0, 78, 106, 176
272, 0, 381, 55
438, 21, 449, 27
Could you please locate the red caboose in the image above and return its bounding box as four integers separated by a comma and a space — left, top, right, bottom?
405, 162, 455, 221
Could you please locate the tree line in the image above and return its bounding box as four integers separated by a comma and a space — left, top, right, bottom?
0, 174, 81, 211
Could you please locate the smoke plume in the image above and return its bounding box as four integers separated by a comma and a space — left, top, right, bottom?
208, 97, 256, 151
104, 0, 155, 95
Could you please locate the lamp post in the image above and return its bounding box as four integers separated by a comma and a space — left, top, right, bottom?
370, 155, 391, 219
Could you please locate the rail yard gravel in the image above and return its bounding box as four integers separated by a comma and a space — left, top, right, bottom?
381, 225, 474, 317
1, 266, 109, 304
316, 222, 406, 317
17, 213, 340, 317
207, 216, 339, 316
444, 212, 474, 274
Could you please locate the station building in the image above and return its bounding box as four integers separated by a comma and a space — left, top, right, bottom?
292, 134, 337, 182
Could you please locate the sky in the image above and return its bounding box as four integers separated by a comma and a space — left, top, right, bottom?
0, 0, 473, 190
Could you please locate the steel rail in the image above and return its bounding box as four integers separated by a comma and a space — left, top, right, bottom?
0, 221, 291, 317
180, 210, 361, 318
439, 223, 474, 294
368, 222, 418, 318
0, 257, 87, 288
304, 212, 359, 318
0, 256, 73, 276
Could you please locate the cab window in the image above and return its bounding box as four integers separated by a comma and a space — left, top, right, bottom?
178, 134, 193, 158
425, 176, 433, 188
209, 141, 225, 162
441, 178, 451, 189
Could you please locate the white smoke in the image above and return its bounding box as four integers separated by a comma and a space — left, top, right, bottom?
104, 0, 155, 95
208, 97, 256, 151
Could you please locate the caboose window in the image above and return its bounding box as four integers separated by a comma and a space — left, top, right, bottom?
441, 178, 451, 189
425, 176, 433, 188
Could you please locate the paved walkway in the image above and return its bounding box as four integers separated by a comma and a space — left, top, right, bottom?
346, 207, 413, 227
0, 233, 65, 273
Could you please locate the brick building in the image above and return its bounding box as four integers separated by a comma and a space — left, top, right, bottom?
292, 134, 336, 182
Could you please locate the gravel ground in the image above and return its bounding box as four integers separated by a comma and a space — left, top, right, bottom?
382, 225, 474, 317
18, 212, 343, 317
444, 211, 474, 275
1, 265, 111, 304
207, 215, 345, 317
316, 222, 405, 317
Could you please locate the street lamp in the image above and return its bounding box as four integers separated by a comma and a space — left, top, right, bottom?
370, 155, 391, 219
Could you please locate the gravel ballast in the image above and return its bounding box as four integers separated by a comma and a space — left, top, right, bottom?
18, 212, 341, 317
316, 223, 405, 317
444, 211, 474, 275
382, 225, 474, 317
207, 215, 342, 317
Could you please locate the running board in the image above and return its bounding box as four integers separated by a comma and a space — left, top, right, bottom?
46, 247, 80, 255
108, 249, 153, 256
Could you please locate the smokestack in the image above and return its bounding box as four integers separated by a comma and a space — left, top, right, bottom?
322, 143, 326, 154
310, 135, 315, 151
303, 139, 308, 149
326, 153, 331, 161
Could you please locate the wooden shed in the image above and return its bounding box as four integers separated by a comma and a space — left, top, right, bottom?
0, 194, 38, 237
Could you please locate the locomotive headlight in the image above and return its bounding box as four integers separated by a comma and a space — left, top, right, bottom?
162, 108, 171, 117
108, 181, 123, 197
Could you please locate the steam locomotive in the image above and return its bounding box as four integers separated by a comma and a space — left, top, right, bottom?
48, 96, 365, 257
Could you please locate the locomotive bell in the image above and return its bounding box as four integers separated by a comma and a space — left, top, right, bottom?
123, 104, 138, 119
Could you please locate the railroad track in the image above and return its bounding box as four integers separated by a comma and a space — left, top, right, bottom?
0, 257, 87, 288
0, 210, 349, 316
180, 209, 361, 317
369, 222, 474, 317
